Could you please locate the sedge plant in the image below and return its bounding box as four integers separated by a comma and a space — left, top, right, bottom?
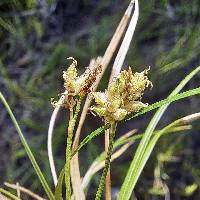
1, 62, 200, 200
1, 1, 200, 200
1, 64, 200, 200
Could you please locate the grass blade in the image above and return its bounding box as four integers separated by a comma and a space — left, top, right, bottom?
81, 122, 190, 190
0, 188, 21, 200
118, 66, 200, 200
0, 17, 16, 34
126, 86, 200, 120
55, 169, 65, 200
71, 125, 109, 157
72, 86, 200, 156
4, 182, 45, 200
120, 113, 200, 195
0, 92, 54, 200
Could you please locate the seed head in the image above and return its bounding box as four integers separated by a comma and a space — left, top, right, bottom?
90, 67, 152, 122
52, 57, 102, 108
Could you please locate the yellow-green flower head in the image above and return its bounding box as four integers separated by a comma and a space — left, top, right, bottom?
52, 57, 102, 108
63, 57, 102, 97
63, 57, 78, 94
90, 67, 152, 122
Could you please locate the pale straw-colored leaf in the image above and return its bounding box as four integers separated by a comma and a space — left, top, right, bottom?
109, 0, 139, 82
47, 92, 67, 186
0, 193, 11, 200
4, 182, 45, 200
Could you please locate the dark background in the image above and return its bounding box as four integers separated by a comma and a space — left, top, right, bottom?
0, 0, 200, 199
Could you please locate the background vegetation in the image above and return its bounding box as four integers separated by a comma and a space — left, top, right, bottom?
0, 0, 200, 199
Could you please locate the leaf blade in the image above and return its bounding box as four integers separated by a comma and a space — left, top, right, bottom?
0, 92, 54, 200
55, 169, 65, 200
118, 66, 200, 200
72, 86, 200, 155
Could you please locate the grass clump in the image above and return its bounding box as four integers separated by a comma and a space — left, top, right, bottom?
0, 1, 200, 200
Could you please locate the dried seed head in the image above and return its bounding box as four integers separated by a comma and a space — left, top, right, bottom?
52, 57, 102, 108
90, 67, 152, 122
80, 64, 102, 95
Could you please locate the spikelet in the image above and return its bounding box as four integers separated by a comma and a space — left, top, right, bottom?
90, 67, 152, 122
52, 57, 102, 108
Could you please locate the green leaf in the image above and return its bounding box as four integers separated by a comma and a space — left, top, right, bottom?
126, 86, 200, 120
0, 59, 24, 97
55, 168, 65, 200
183, 184, 198, 196
82, 121, 191, 190
0, 17, 16, 34
26, 0, 37, 8
118, 66, 200, 200
0, 188, 21, 200
72, 86, 200, 156
71, 125, 109, 157
0, 92, 54, 200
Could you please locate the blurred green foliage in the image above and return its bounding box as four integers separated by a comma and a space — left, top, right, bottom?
0, 0, 200, 199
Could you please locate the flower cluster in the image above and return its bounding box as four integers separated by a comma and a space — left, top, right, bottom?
52, 57, 102, 108
90, 67, 152, 122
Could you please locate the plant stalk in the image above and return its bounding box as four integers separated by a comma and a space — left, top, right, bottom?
95, 122, 117, 200
65, 99, 82, 200
105, 129, 111, 200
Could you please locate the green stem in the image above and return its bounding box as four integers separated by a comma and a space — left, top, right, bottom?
0, 188, 21, 200
95, 122, 117, 200
0, 92, 54, 200
65, 99, 82, 200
